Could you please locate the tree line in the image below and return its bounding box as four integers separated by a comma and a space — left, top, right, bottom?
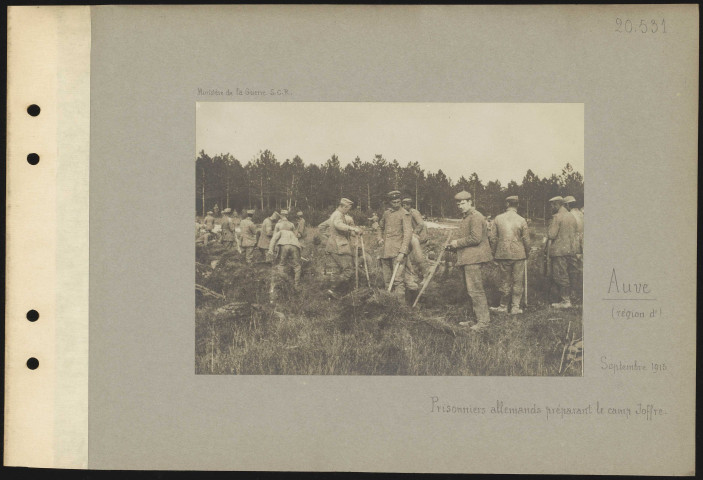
196, 149, 584, 220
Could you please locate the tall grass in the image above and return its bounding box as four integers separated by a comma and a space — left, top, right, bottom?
196, 222, 582, 376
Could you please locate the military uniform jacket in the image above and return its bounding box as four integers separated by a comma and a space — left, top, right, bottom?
548, 206, 579, 257
269, 228, 301, 253
379, 208, 412, 258
239, 218, 258, 247
407, 208, 428, 243
220, 216, 236, 241
490, 208, 530, 260
570, 209, 584, 253
325, 209, 354, 255
455, 209, 493, 266
257, 217, 275, 249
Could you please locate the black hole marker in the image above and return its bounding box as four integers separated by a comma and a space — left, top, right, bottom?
27, 357, 39, 370
27, 153, 40, 165
27, 104, 41, 117
26, 310, 39, 322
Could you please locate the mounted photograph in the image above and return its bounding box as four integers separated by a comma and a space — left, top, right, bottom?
195, 102, 584, 376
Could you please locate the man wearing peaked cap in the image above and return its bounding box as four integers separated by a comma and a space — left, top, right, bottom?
239, 209, 258, 263
257, 211, 280, 261
402, 196, 430, 284
489, 195, 530, 314
379, 191, 415, 299
325, 198, 362, 297
220, 208, 241, 252
449, 190, 493, 331
294, 211, 306, 241
546, 195, 579, 308
563, 195, 584, 302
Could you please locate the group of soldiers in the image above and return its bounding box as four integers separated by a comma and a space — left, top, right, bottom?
196, 189, 583, 333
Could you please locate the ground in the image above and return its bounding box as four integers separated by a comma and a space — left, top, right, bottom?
195, 219, 583, 376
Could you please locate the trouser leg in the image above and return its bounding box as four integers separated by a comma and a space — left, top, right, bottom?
463, 264, 490, 325
330, 253, 354, 292
409, 235, 430, 277
497, 261, 512, 307
511, 260, 525, 309
551, 256, 570, 302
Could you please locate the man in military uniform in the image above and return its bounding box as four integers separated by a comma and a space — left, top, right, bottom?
449, 191, 494, 331
402, 196, 430, 278
294, 211, 306, 239
378, 191, 415, 300
546, 196, 579, 308
489, 196, 530, 314
268, 211, 303, 294
239, 210, 258, 263
563, 195, 584, 303
220, 208, 241, 252
203, 210, 215, 232
257, 211, 280, 261
325, 198, 362, 297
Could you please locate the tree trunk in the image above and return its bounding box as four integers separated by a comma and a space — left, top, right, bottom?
367, 183, 371, 211
201, 167, 205, 216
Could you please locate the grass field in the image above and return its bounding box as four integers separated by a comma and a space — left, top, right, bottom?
195, 219, 583, 376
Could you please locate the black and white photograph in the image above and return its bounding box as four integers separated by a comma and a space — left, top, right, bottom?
195, 102, 584, 375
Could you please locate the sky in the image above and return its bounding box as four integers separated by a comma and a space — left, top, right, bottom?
196, 102, 583, 185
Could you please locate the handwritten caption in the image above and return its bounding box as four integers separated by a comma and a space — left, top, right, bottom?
604, 268, 662, 320
430, 397, 667, 421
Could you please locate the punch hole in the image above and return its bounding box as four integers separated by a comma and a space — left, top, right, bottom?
27, 104, 41, 116
27, 358, 39, 370
26, 310, 39, 322
27, 153, 40, 165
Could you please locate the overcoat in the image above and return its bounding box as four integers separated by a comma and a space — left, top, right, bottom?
325, 209, 354, 255
490, 208, 530, 260
379, 208, 412, 258
548, 206, 578, 256
454, 209, 493, 266
239, 218, 258, 247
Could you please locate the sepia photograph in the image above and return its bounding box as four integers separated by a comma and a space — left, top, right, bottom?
195, 102, 584, 376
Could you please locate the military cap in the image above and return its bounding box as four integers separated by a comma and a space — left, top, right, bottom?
222, 208, 232, 214
296, 211, 303, 217
401, 196, 413, 203
563, 195, 576, 204
207, 210, 213, 215
340, 198, 354, 206
246, 209, 255, 215
369, 213, 379, 220
387, 190, 401, 200
454, 190, 472, 200
506, 196, 519, 202
280, 209, 289, 215
549, 196, 564, 203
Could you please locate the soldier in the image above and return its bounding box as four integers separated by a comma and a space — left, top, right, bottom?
203, 210, 215, 232
294, 211, 306, 239
489, 196, 530, 314
401, 196, 430, 278
257, 211, 280, 261
220, 208, 241, 252
269, 211, 302, 292
563, 195, 584, 303
325, 198, 362, 297
239, 210, 258, 263
213, 203, 220, 218
378, 191, 415, 300
448, 190, 493, 332
546, 196, 579, 308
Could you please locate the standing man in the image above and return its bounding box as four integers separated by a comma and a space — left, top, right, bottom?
368, 213, 380, 232
239, 209, 258, 263
378, 191, 415, 300
220, 208, 241, 252
257, 211, 280, 261
546, 196, 579, 308
325, 198, 362, 297
294, 211, 306, 239
402, 196, 430, 278
268, 212, 302, 293
489, 196, 530, 314
203, 210, 215, 232
563, 195, 584, 303
449, 191, 493, 332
